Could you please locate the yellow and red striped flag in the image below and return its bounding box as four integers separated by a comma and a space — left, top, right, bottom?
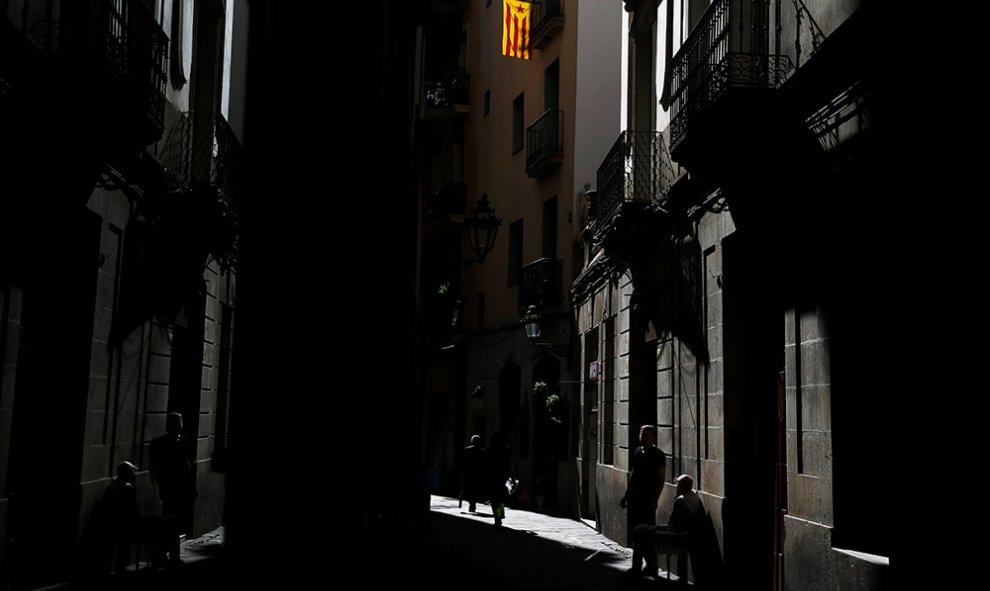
502, 0, 532, 60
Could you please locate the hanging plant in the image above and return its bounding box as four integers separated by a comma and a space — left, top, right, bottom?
544, 393, 562, 424
534, 381, 562, 424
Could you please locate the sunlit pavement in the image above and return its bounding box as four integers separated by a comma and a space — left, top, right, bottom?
407, 495, 685, 590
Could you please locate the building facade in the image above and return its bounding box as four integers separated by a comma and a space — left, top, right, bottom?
575, 0, 896, 588
418, 0, 623, 517
0, 1, 247, 587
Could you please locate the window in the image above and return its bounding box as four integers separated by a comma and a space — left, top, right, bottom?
545, 59, 559, 112
213, 302, 233, 469
459, 26, 469, 71
542, 196, 558, 259
689, 0, 712, 32
507, 219, 523, 286
603, 318, 615, 465
512, 93, 524, 154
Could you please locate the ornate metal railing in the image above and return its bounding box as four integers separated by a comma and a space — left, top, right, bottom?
669, 0, 792, 148
425, 73, 470, 109
128, 0, 168, 126
595, 131, 671, 225
525, 108, 563, 172
531, 0, 564, 48
160, 111, 241, 268
161, 112, 242, 207
29, 0, 167, 128
519, 257, 563, 312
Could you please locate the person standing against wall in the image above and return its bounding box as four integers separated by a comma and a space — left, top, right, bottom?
620, 424, 666, 578
150, 412, 196, 566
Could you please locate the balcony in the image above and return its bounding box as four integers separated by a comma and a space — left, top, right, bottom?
30, 0, 168, 143
531, 0, 565, 49
526, 109, 563, 178
160, 112, 242, 269
519, 258, 563, 313
424, 73, 469, 116
594, 131, 673, 227
668, 0, 792, 166
591, 131, 674, 262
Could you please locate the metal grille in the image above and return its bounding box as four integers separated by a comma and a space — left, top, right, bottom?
27, 1, 167, 129
525, 109, 563, 168
161, 112, 242, 207
160, 111, 241, 269
105, 0, 128, 80
595, 131, 671, 225
519, 257, 563, 312
533, 0, 564, 28
531, 0, 564, 47
128, 0, 169, 126
669, 0, 792, 147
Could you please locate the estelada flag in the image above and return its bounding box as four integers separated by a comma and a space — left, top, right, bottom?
502, 0, 532, 60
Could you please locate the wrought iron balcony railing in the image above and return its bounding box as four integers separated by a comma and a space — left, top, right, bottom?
30, 0, 168, 131
519, 257, 563, 312
669, 0, 792, 150
526, 109, 563, 177
159, 112, 241, 268
161, 112, 242, 206
531, 0, 564, 48
127, 0, 168, 127
425, 73, 470, 110
595, 131, 673, 227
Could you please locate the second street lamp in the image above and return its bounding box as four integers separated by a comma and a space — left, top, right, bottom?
465, 193, 502, 264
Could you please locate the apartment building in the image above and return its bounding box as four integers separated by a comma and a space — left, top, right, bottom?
0, 1, 246, 587
576, 0, 899, 587
418, 0, 622, 517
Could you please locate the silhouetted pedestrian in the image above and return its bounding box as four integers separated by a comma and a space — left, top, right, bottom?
150, 412, 196, 565
620, 424, 666, 579
461, 435, 487, 512
87, 461, 141, 574
486, 432, 514, 526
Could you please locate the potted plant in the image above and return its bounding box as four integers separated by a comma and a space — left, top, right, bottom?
533, 381, 562, 424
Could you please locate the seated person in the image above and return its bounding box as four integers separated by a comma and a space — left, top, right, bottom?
668, 474, 703, 533
99, 461, 141, 573
95, 461, 177, 573
625, 475, 723, 586
664, 474, 724, 589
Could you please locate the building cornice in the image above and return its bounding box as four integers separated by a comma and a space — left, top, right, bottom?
570, 251, 620, 304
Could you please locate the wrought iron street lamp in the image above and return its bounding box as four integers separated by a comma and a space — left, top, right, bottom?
522, 304, 570, 357
465, 193, 502, 264
522, 304, 542, 342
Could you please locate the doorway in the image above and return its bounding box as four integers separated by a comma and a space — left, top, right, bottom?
581, 328, 599, 519
721, 232, 778, 590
